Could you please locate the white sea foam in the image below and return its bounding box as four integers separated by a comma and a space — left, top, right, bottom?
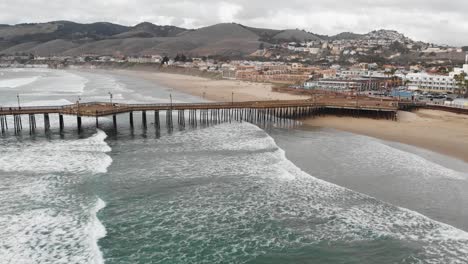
0, 130, 111, 263
0, 76, 40, 88
0, 69, 87, 97
74, 70, 133, 102
0, 130, 112, 174
26, 70, 88, 94
0, 198, 108, 264
88, 198, 107, 264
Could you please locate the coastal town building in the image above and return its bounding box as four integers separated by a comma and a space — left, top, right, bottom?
405, 58, 468, 94
303, 77, 399, 93
405, 72, 458, 93
127, 55, 162, 64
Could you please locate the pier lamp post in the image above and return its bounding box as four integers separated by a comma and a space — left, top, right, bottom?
77, 96, 82, 115
16, 94, 21, 109
170, 93, 173, 110
231, 91, 234, 105
108, 92, 113, 106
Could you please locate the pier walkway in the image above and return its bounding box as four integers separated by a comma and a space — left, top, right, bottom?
0, 99, 423, 135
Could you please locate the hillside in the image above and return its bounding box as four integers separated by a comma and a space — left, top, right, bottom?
0, 22, 266, 56
0, 21, 441, 58
328, 32, 363, 40
0, 21, 129, 43
111, 22, 186, 38
272, 29, 322, 42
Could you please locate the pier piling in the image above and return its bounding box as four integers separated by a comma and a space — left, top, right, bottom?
44, 114, 51, 133
76, 115, 81, 132
59, 114, 64, 131
13, 115, 22, 134
0, 115, 5, 134
154, 110, 160, 130
29, 114, 36, 134
166, 110, 173, 131
112, 114, 117, 130
129, 111, 134, 128
142, 111, 147, 129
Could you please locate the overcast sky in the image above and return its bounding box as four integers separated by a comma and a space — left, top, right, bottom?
1, 0, 468, 46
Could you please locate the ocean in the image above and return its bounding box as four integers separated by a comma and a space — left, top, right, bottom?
0, 68, 467, 263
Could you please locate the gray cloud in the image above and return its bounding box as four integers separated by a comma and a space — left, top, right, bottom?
1, 0, 467, 45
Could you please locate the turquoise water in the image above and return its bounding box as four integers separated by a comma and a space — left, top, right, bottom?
0, 68, 468, 263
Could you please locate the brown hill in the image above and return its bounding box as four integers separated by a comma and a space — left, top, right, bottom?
0, 20, 440, 59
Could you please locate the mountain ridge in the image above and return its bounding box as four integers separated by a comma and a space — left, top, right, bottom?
0, 21, 434, 57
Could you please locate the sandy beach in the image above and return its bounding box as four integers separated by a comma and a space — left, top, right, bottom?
118, 70, 309, 102
117, 69, 468, 162
303, 110, 468, 162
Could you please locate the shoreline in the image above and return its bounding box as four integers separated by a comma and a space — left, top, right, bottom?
115, 68, 468, 163
302, 110, 468, 163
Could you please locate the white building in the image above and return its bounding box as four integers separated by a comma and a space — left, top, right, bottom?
287, 42, 297, 50
309, 48, 320, 55
127, 55, 161, 64
303, 78, 376, 93
450, 55, 468, 78
340, 70, 368, 77
404, 55, 468, 93
405, 72, 458, 93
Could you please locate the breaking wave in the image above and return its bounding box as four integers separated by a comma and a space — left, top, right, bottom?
0, 130, 112, 263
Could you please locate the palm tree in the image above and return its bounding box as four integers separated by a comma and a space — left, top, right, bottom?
454, 73, 468, 97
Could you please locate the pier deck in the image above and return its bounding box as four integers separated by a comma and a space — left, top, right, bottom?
0, 99, 402, 117
0, 99, 424, 135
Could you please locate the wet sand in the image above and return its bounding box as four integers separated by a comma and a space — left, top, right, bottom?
303, 110, 468, 162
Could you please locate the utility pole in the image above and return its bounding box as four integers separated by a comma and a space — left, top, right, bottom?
108, 92, 113, 106
231, 91, 234, 105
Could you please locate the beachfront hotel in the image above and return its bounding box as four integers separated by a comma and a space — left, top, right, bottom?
405, 72, 459, 93
405, 58, 468, 94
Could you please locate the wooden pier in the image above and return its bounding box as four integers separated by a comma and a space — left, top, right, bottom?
0, 99, 422, 135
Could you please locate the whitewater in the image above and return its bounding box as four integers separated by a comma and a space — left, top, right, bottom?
0, 130, 111, 263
